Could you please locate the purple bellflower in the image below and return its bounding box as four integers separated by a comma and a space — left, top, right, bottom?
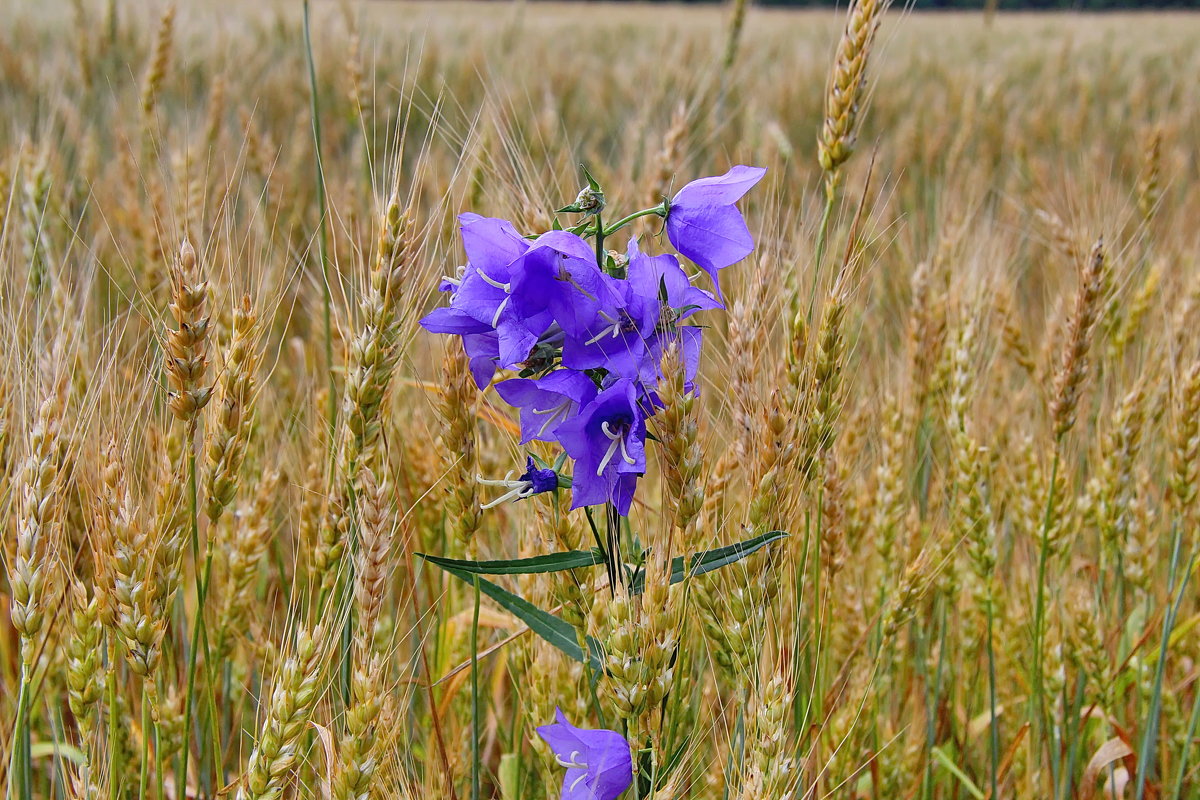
478, 456, 560, 510
555, 379, 647, 515
494, 370, 599, 444
665, 165, 766, 291
421, 213, 547, 374
537, 708, 633, 800
508, 230, 614, 338
625, 237, 721, 318
560, 276, 660, 381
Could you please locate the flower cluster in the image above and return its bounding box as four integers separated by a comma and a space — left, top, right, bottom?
421, 165, 765, 515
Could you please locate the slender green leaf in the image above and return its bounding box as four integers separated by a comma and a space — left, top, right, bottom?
671, 530, 788, 582
431, 561, 604, 672
931, 747, 985, 800
417, 549, 603, 576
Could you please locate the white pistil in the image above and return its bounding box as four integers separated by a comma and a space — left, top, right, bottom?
533, 400, 571, 438
584, 311, 624, 346
596, 420, 633, 475
477, 471, 535, 510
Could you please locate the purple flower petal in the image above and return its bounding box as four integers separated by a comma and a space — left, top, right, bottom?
665, 165, 765, 290
495, 370, 598, 444
419, 306, 493, 335
536, 709, 633, 800
667, 202, 754, 279
459, 213, 528, 276
556, 379, 647, 514
670, 165, 766, 206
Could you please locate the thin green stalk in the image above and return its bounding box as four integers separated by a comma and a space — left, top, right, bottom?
1031, 444, 1063, 773
602, 204, 666, 238
6, 667, 30, 800
1135, 525, 1191, 800
179, 446, 200, 794
807, 189, 836, 322
471, 573, 482, 800
303, 0, 336, 443
180, 441, 220, 796
920, 598, 948, 800
1171, 672, 1200, 799
986, 588, 999, 800
155, 682, 165, 800
139, 685, 150, 800
107, 642, 121, 800
594, 210, 605, 266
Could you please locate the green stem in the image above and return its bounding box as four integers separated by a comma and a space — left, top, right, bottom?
470, 573, 482, 800
139, 685, 150, 800
180, 439, 220, 795
6, 665, 30, 800
986, 587, 999, 800
154, 683, 165, 800
602, 204, 666, 238
807, 187, 836, 322
107, 642, 121, 800
594, 210, 605, 266
1171, 670, 1200, 799
1031, 443, 1062, 772
1135, 524, 1190, 800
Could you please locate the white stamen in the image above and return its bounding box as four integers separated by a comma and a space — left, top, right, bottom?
491, 295, 511, 327
478, 271, 510, 291
476, 470, 518, 486
535, 403, 570, 438
477, 471, 534, 510
569, 772, 589, 792
584, 311, 624, 346
596, 420, 626, 476
555, 751, 589, 770
440, 275, 461, 287
618, 434, 635, 465
584, 325, 620, 346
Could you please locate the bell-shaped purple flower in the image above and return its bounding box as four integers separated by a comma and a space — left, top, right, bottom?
509, 230, 614, 338
494, 370, 599, 444
421, 213, 551, 371
555, 379, 647, 515
537, 708, 633, 800
665, 165, 766, 290
561, 277, 660, 382
625, 237, 721, 317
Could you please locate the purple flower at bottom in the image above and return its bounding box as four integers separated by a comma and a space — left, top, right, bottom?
494, 370, 598, 444
537, 708, 633, 800
478, 457, 559, 510
555, 379, 647, 515
666, 165, 766, 292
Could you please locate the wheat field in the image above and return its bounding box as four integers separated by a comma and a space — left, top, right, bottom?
2, 1, 1200, 799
